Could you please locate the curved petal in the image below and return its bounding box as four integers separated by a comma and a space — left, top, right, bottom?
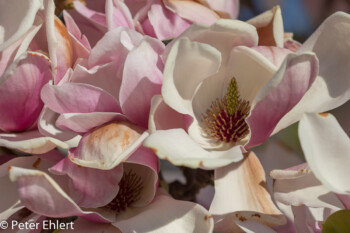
0, 0, 42, 51
144, 129, 244, 169
275, 12, 350, 131
204, 0, 239, 19
162, 37, 221, 115
146, 0, 191, 40
88, 27, 143, 67
38, 106, 79, 143
0, 52, 51, 132
0, 154, 63, 219
299, 113, 350, 194
106, 0, 134, 30
247, 6, 284, 47
247, 52, 318, 148
56, 112, 127, 134
0, 130, 67, 154
164, 0, 220, 25
63, 10, 91, 61
70, 62, 122, 100
148, 95, 186, 133
271, 166, 345, 210
41, 82, 121, 114
69, 121, 148, 170
210, 152, 286, 232
9, 166, 111, 222
113, 190, 213, 233
175, 19, 259, 64
124, 146, 159, 206
120, 38, 163, 127
50, 157, 123, 208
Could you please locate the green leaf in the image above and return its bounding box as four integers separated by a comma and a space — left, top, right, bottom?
322, 210, 350, 233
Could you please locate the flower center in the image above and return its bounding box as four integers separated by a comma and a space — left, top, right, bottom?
105, 170, 143, 214
202, 77, 251, 143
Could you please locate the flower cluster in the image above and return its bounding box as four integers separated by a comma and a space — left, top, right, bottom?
1, 0, 350, 232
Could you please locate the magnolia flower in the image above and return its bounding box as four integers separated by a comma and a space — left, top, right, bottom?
0, 149, 213, 232
39, 20, 164, 168
144, 9, 350, 170
64, 0, 239, 44
144, 7, 321, 169
0, 0, 72, 154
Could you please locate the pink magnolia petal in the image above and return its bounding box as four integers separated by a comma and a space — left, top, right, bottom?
146, 0, 191, 40
148, 95, 186, 133
113, 190, 213, 233
164, 0, 220, 25
38, 106, 80, 143
0, 52, 51, 132
9, 166, 111, 222
0, 130, 67, 154
41, 82, 121, 114
106, 0, 134, 30
53, 16, 73, 84
56, 112, 127, 134
50, 157, 123, 208
63, 10, 91, 61
69, 121, 148, 169
88, 27, 143, 67
0, 154, 63, 219
144, 129, 244, 169
247, 6, 284, 47
204, 0, 239, 19
247, 52, 318, 148
252, 46, 291, 68
210, 152, 286, 232
71, 62, 121, 100
275, 12, 350, 131
120, 38, 163, 127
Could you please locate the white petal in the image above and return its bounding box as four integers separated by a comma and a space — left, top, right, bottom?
210, 152, 286, 232
113, 190, 213, 233
299, 113, 350, 194
144, 129, 243, 169
271, 167, 345, 210
275, 12, 350, 131
162, 37, 221, 115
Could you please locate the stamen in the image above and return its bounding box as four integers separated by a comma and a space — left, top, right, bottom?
202, 77, 251, 143
105, 170, 143, 214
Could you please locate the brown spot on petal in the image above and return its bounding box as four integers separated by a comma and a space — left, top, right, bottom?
318, 112, 329, 117
239, 216, 247, 222
32, 158, 41, 169
150, 147, 158, 154
8, 166, 12, 171
198, 161, 203, 167
204, 216, 208, 221
77, 165, 82, 168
